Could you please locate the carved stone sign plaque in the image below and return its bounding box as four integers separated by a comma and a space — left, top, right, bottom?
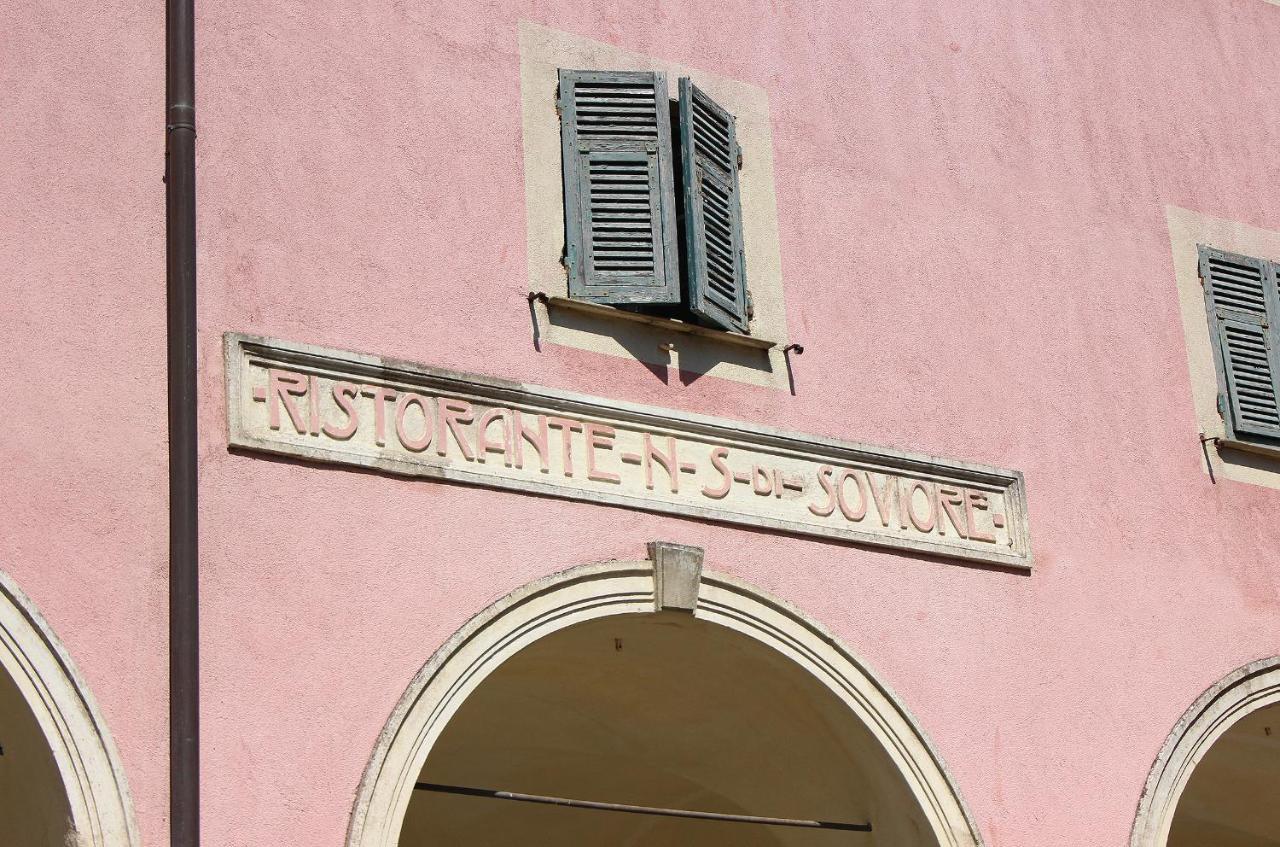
226, 333, 1032, 568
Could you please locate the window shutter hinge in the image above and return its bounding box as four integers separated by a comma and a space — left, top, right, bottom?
746, 290, 755, 321
1217, 394, 1227, 418
737, 145, 744, 170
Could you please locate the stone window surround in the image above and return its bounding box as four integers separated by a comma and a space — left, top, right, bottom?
1167, 205, 1280, 490
520, 21, 792, 390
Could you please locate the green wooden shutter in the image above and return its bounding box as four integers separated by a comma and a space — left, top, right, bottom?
558, 69, 680, 304
677, 77, 749, 333
1200, 246, 1280, 440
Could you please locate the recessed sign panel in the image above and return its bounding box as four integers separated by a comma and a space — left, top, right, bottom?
226, 333, 1032, 568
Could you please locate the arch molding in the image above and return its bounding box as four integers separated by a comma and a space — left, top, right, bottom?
347, 559, 983, 847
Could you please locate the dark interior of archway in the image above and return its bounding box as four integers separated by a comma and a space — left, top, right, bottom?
399, 612, 935, 846
0, 662, 74, 845
1169, 702, 1280, 847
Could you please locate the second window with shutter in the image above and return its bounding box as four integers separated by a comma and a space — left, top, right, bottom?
1199, 245, 1280, 445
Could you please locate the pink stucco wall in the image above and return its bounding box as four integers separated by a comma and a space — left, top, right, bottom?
0, 0, 168, 844
7, 1, 1280, 846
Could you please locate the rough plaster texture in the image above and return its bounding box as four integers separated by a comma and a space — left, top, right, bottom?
6, 1, 1280, 846
1, 0, 166, 844
191, 4, 1280, 844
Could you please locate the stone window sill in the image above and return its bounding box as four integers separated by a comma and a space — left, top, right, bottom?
534, 293, 779, 351
1215, 436, 1280, 461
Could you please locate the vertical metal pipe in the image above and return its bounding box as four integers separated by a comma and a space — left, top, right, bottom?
165, 0, 198, 838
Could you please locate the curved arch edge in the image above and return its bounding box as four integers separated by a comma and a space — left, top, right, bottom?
1130, 655, 1280, 847
346, 559, 984, 847
0, 568, 141, 847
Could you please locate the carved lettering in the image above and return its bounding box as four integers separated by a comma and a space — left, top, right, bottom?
809, 465, 837, 516
751, 465, 772, 496
360, 385, 398, 447
395, 393, 434, 453
475, 408, 514, 467
906, 480, 936, 533
703, 447, 733, 500
547, 417, 584, 478
308, 375, 321, 436
584, 423, 620, 483
322, 381, 360, 440
868, 472, 898, 528
436, 400, 476, 461
268, 370, 308, 434
232, 335, 1030, 568
965, 490, 996, 543
644, 434, 678, 493
937, 486, 968, 538
512, 411, 550, 473
836, 469, 868, 522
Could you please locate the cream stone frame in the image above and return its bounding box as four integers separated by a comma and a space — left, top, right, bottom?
1167, 205, 1280, 489
1130, 656, 1280, 847
0, 568, 139, 847
520, 22, 791, 389
345, 558, 984, 847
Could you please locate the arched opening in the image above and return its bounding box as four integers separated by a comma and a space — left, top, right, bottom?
1132, 657, 1280, 847
0, 570, 138, 847
0, 658, 74, 844
399, 611, 933, 845
347, 560, 981, 847
1166, 702, 1280, 846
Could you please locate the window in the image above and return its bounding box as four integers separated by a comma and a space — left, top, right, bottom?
557, 69, 751, 335
1199, 245, 1280, 445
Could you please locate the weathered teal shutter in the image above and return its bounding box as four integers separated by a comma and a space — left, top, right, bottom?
558, 69, 680, 304
677, 77, 748, 333
1200, 246, 1280, 440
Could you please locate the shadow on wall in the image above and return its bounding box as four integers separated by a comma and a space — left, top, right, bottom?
541, 305, 773, 386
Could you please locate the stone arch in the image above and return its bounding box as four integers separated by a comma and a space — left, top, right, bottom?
0, 568, 139, 846
347, 557, 983, 847
1131, 656, 1280, 847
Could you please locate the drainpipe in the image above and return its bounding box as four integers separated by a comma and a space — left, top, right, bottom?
165, 0, 198, 838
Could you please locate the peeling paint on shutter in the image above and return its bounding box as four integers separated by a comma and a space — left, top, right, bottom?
558, 69, 680, 304
678, 77, 749, 334
1199, 246, 1280, 440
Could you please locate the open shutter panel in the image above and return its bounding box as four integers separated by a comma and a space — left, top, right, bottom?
1200, 247, 1280, 440
678, 78, 749, 333
558, 69, 680, 305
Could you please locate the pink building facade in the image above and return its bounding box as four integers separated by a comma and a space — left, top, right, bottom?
3, 2, 1280, 846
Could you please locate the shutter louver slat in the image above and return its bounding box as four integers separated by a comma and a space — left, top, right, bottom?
1221, 321, 1280, 430
678, 78, 750, 334
558, 69, 680, 304
1200, 246, 1280, 440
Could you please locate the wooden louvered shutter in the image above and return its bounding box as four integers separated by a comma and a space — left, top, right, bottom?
677, 77, 749, 333
558, 69, 680, 304
1200, 246, 1280, 440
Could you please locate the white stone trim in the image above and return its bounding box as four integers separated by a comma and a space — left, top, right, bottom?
346, 560, 983, 847
227, 332, 1032, 569
0, 569, 139, 847
1130, 656, 1280, 847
